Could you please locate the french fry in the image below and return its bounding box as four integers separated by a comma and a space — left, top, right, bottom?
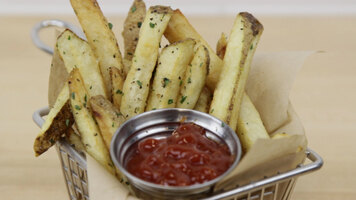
164, 9, 223, 90
57, 30, 107, 99
122, 59, 132, 77
120, 6, 172, 119
177, 45, 209, 109
215, 31, 269, 150
70, 0, 125, 99
209, 12, 263, 131
90, 95, 125, 150
216, 32, 228, 59
146, 39, 195, 110
110, 67, 125, 109
34, 84, 74, 156
236, 94, 270, 153
194, 87, 212, 113
68, 68, 115, 174
66, 128, 86, 153
122, 0, 146, 64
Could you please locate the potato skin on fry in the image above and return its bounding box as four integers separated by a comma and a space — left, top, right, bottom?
177, 44, 209, 109
34, 84, 74, 156
209, 12, 263, 131
122, 0, 146, 65
68, 68, 115, 174
70, 0, 125, 99
216, 32, 228, 60
110, 67, 125, 110
90, 95, 125, 151
146, 39, 195, 110
120, 6, 172, 119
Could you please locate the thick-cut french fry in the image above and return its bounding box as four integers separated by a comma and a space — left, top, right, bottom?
70, 0, 125, 99
216, 32, 228, 59
237, 94, 270, 153
90, 95, 125, 150
215, 31, 269, 149
210, 12, 263, 131
122, 0, 146, 64
146, 39, 195, 110
164, 9, 223, 90
57, 30, 107, 99
34, 84, 74, 156
110, 67, 125, 109
121, 6, 172, 119
194, 87, 212, 113
177, 45, 209, 109
68, 68, 115, 174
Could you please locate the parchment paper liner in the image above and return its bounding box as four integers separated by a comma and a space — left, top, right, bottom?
48, 49, 312, 199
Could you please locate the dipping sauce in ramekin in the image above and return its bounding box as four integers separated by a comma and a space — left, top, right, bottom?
125, 123, 233, 186
110, 108, 241, 199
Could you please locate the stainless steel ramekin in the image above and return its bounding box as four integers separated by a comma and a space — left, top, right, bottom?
110, 108, 241, 199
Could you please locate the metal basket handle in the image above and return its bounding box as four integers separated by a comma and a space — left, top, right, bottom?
32, 107, 50, 127
31, 19, 85, 55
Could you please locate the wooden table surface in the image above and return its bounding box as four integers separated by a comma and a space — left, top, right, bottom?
0, 15, 355, 200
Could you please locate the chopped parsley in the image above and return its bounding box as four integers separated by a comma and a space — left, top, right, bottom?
49, 139, 55, 144
211, 108, 214, 113
137, 22, 142, 28
71, 92, 75, 100
149, 22, 155, 28
108, 22, 113, 30
74, 105, 81, 110
187, 77, 192, 84
131, 5, 136, 13
179, 80, 183, 86
115, 112, 122, 117
168, 99, 173, 104
221, 122, 225, 127
112, 122, 115, 127
180, 96, 187, 104
84, 94, 87, 102
162, 78, 170, 88
67, 35, 71, 40
116, 89, 123, 95
250, 44, 253, 50
65, 119, 70, 127
136, 80, 142, 88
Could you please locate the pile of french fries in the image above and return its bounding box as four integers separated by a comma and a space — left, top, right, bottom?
34, 0, 272, 180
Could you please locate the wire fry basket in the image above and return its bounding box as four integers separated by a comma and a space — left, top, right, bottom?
33, 107, 323, 200
31, 20, 323, 200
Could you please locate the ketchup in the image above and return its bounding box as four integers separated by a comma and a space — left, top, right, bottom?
125, 123, 233, 186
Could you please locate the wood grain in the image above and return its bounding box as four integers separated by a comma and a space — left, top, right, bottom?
0, 15, 355, 200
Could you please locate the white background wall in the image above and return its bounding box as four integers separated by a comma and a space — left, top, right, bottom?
1, 0, 356, 15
